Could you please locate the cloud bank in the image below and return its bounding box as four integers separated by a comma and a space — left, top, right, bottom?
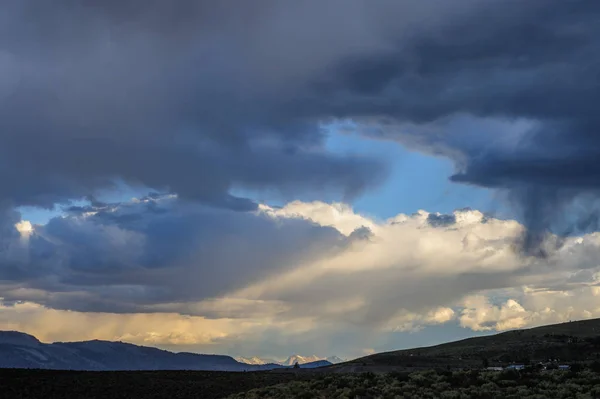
3, 198, 600, 358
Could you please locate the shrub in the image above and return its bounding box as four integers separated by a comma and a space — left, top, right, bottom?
498, 369, 520, 381
220, 365, 600, 398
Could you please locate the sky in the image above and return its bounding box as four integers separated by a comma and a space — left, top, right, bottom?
1, 0, 600, 361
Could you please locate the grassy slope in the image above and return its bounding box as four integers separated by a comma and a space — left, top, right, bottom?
330, 318, 600, 372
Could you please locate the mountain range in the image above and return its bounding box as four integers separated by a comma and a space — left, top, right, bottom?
236, 354, 345, 366
0, 331, 331, 371
3, 318, 598, 374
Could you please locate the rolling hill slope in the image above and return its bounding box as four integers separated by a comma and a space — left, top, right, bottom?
330, 318, 600, 372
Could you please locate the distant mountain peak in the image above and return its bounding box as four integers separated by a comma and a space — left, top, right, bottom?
235, 356, 280, 365
326, 356, 345, 364
282, 354, 344, 366
282, 354, 320, 366
236, 354, 344, 366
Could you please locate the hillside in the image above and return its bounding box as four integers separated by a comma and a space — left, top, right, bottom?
330, 318, 600, 372
0, 331, 330, 371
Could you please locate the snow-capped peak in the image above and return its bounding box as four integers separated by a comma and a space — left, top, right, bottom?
284, 354, 345, 365
235, 356, 277, 365
282, 354, 322, 366
326, 356, 345, 364
236, 354, 345, 366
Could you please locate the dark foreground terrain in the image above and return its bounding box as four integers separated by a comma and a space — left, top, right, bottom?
227, 368, 600, 399
0, 368, 310, 399
5, 367, 600, 399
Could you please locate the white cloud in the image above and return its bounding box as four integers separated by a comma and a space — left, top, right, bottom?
460, 295, 529, 331
259, 201, 377, 236
241, 205, 527, 323
241, 202, 600, 336
14, 220, 33, 239
460, 286, 600, 332
385, 307, 456, 333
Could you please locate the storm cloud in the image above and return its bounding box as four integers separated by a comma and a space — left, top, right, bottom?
0, 0, 396, 209
0, 0, 597, 246
312, 0, 600, 250
0, 195, 354, 313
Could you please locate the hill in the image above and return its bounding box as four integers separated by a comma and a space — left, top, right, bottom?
0, 331, 330, 371
330, 318, 600, 372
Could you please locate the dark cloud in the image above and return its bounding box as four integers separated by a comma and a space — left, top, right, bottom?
0, 0, 395, 209
302, 0, 600, 252
348, 226, 373, 241
0, 0, 597, 268
427, 213, 456, 228
0, 196, 348, 313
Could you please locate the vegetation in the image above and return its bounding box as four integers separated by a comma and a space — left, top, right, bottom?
0, 368, 311, 399
228, 368, 600, 399
6, 364, 600, 398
